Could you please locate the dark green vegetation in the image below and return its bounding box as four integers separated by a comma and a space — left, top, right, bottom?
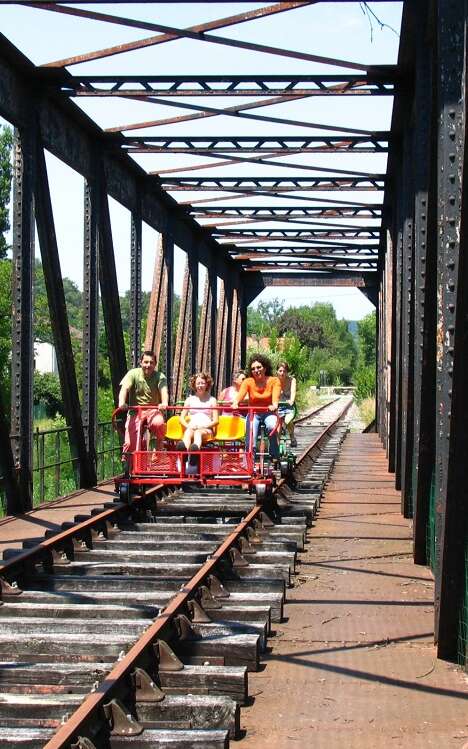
247, 298, 376, 401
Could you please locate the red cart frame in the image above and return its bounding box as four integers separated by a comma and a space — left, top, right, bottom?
113, 404, 280, 504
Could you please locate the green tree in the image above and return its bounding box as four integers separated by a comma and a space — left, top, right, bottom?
354, 311, 376, 400
247, 298, 285, 337
357, 311, 376, 367
0, 126, 13, 260
33, 371, 63, 416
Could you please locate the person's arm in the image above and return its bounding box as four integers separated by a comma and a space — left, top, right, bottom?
118, 381, 130, 409
289, 377, 297, 406
231, 379, 249, 409
268, 378, 281, 411
210, 397, 219, 427
218, 387, 227, 403
179, 398, 191, 427
159, 384, 169, 408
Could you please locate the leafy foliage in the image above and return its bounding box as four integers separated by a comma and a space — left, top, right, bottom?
247, 298, 285, 337
34, 371, 63, 416
0, 126, 13, 260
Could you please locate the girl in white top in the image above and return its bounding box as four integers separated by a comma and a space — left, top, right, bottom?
178, 372, 219, 457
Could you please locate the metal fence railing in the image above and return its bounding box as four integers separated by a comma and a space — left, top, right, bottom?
0, 421, 121, 516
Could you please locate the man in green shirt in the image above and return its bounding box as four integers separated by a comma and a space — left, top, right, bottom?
118, 351, 168, 452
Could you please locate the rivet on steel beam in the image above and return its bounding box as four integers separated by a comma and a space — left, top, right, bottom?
448, 304, 455, 312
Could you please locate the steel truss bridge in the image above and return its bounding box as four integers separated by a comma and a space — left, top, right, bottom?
0, 0, 467, 667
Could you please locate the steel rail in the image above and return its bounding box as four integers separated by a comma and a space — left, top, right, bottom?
31, 398, 348, 748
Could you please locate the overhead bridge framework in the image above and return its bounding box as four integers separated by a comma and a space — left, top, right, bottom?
0, 0, 467, 668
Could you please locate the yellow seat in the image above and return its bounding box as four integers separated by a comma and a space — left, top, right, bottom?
211, 415, 245, 442
165, 415, 184, 441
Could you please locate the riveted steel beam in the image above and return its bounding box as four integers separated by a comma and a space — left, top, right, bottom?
434, 0, 468, 664
130, 198, 142, 367
411, 0, 437, 566
97, 165, 128, 404
145, 235, 166, 364
82, 167, 99, 485
172, 259, 192, 401
161, 175, 385, 191
35, 137, 94, 488
10, 125, 35, 512
67, 73, 396, 98
163, 232, 174, 391
196, 274, 211, 373
125, 134, 389, 155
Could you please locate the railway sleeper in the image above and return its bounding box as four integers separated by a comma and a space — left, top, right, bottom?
11, 588, 282, 625
0, 727, 229, 749
0, 692, 239, 739
0, 661, 248, 705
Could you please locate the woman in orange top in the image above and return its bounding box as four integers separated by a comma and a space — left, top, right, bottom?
231, 353, 281, 459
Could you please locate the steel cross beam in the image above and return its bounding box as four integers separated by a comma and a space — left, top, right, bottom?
215, 227, 381, 239
125, 134, 389, 154
162, 176, 386, 191
229, 246, 380, 256
67, 74, 396, 98
190, 205, 384, 219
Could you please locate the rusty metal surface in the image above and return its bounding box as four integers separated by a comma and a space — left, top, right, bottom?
240, 434, 468, 748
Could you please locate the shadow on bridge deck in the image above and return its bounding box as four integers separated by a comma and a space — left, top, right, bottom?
240, 433, 468, 749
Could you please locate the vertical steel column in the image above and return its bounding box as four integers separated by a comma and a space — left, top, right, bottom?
163, 233, 174, 391
412, 0, 437, 565
209, 265, 218, 382
240, 298, 248, 370
389, 181, 403, 481
188, 245, 198, 375
434, 0, 468, 661
224, 281, 233, 387
145, 236, 166, 363
34, 139, 94, 487
215, 281, 228, 394
400, 128, 415, 518
197, 274, 211, 373
98, 170, 127, 404
82, 171, 99, 483
10, 125, 35, 512
0, 394, 19, 515
384, 232, 394, 456
172, 258, 191, 401
130, 197, 142, 367
231, 285, 241, 375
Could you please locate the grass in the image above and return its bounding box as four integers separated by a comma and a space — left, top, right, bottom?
358, 397, 376, 428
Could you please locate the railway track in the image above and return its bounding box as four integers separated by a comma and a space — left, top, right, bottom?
0, 396, 351, 749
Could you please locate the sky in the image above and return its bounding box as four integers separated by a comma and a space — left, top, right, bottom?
0, 1, 403, 320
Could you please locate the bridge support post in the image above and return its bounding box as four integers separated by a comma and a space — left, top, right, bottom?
82, 166, 99, 487
434, 0, 468, 663
10, 124, 35, 512
130, 197, 142, 367
35, 138, 95, 489
411, 0, 437, 566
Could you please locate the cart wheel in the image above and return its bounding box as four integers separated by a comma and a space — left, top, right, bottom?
119, 482, 130, 504
255, 483, 267, 505
280, 460, 289, 478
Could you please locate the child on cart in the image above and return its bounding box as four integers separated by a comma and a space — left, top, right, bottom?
178, 372, 219, 465
277, 361, 298, 447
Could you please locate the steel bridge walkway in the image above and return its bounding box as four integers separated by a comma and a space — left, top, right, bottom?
240, 433, 468, 748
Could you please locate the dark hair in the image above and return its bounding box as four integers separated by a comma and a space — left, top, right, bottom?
277, 361, 289, 372
141, 350, 156, 361
248, 353, 273, 377
189, 371, 213, 392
